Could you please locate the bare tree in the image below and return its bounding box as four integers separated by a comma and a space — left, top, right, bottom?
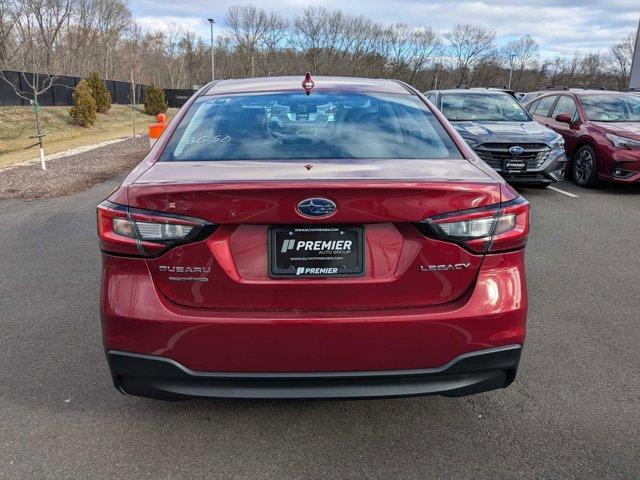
182, 31, 210, 88
255, 12, 288, 76
408, 27, 441, 85
547, 52, 581, 87
225, 5, 271, 77
95, 0, 131, 78
120, 23, 146, 136
579, 52, 605, 87
445, 23, 496, 85
606, 32, 636, 89
502, 35, 539, 89
161, 25, 188, 88
378, 24, 441, 85
60, 0, 129, 77
21, 0, 75, 70
2, 0, 639, 112
473, 54, 502, 87
0, 0, 74, 169
0, 0, 15, 63
291, 7, 349, 75
335, 15, 378, 77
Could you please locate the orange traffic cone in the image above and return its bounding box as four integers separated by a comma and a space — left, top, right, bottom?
148, 113, 167, 147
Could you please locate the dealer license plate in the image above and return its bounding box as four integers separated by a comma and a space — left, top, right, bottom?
269, 226, 364, 278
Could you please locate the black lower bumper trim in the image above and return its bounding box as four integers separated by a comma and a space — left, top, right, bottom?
107, 345, 522, 400
501, 173, 554, 185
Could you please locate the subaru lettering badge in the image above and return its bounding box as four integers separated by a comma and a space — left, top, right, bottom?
509, 145, 525, 155
296, 198, 336, 218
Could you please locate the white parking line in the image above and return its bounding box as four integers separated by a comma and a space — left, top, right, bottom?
548, 186, 579, 198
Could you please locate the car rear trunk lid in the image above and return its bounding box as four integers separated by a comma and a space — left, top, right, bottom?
126, 159, 500, 310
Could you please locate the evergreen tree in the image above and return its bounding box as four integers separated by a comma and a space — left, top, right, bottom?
85, 71, 112, 113
143, 85, 168, 115
69, 79, 98, 127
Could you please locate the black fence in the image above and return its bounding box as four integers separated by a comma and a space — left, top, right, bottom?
0, 70, 196, 108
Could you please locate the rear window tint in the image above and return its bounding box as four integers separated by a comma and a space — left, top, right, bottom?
440, 93, 530, 122
159, 92, 462, 161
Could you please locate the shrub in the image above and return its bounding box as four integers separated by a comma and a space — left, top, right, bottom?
69, 79, 97, 127
143, 85, 168, 115
85, 70, 111, 113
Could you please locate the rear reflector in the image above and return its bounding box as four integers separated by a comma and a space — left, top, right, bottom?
415, 197, 529, 254
97, 201, 214, 257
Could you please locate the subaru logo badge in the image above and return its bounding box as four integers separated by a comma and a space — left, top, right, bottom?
509, 145, 525, 155
296, 198, 336, 218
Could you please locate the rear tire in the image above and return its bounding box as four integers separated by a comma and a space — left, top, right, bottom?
571, 145, 599, 187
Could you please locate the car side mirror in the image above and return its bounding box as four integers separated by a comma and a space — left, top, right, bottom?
554, 113, 573, 124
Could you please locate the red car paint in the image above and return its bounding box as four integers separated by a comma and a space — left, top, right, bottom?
98, 77, 529, 399
101, 251, 525, 373
527, 90, 640, 184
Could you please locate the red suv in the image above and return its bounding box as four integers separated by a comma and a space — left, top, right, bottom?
525, 89, 640, 187
98, 76, 529, 400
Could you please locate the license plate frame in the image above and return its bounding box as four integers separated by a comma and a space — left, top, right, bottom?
268, 225, 364, 278
503, 158, 527, 173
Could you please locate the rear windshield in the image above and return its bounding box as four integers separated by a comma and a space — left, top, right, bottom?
441, 92, 531, 122
159, 92, 462, 161
580, 94, 640, 122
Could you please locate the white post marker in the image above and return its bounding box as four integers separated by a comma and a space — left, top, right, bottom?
33, 100, 46, 170
39, 147, 46, 170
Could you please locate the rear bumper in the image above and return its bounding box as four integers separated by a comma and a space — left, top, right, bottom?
108, 345, 522, 400
101, 251, 527, 375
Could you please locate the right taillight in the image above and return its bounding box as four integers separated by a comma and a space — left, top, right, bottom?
415, 197, 530, 254
97, 200, 214, 257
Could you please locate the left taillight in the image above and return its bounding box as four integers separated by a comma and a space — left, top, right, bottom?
415, 197, 530, 254
97, 200, 213, 257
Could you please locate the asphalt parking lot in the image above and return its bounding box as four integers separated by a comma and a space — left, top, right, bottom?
0, 177, 638, 480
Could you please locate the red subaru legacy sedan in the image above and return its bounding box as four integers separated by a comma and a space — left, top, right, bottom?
98, 76, 529, 400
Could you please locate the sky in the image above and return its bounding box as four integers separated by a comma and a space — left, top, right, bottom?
130, 0, 640, 58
